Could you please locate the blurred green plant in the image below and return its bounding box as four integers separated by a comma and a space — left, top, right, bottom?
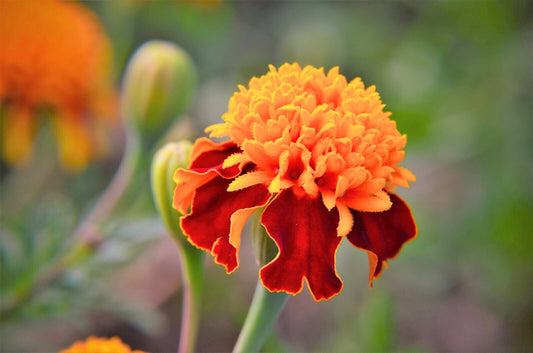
0, 37, 200, 351
0, 190, 166, 351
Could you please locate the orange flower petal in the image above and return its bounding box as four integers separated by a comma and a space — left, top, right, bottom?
321, 189, 337, 211
335, 167, 368, 197
1, 104, 36, 165
173, 140, 243, 214
52, 110, 94, 171
343, 190, 392, 212
228, 170, 275, 192
189, 137, 232, 163
222, 152, 249, 169
242, 139, 279, 170
60, 336, 146, 353
391, 165, 417, 188
336, 201, 353, 238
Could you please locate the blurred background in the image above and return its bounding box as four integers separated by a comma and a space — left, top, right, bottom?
0, 0, 531, 352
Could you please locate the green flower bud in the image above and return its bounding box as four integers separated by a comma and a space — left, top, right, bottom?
150, 140, 204, 353
150, 140, 192, 243
121, 40, 197, 137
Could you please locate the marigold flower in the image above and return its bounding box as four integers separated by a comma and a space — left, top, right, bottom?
60, 336, 146, 353
0, 0, 116, 171
174, 63, 417, 301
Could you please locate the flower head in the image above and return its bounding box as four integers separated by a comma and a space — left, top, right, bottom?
0, 0, 116, 171
60, 336, 146, 353
174, 63, 417, 301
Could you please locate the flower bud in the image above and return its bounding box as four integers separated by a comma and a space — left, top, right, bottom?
150, 140, 192, 242
150, 141, 204, 353
121, 40, 197, 137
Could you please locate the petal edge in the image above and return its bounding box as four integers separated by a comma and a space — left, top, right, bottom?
260, 188, 343, 301
347, 193, 416, 285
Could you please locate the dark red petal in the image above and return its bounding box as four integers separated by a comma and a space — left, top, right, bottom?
181, 176, 271, 272
347, 193, 417, 284
212, 237, 238, 272
173, 139, 248, 214
189, 140, 243, 178
260, 188, 343, 301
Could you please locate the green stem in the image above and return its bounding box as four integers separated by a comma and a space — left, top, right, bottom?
177, 244, 204, 353
150, 141, 204, 353
232, 281, 289, 353
74, 123, 141, 242
1, 124, 141, 319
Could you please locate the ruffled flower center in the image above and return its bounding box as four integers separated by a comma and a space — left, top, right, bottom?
207, 63, 415, 218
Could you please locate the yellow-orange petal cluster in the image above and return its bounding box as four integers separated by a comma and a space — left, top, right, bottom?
207, 63, 415, 237
60, 336, 146, 353
0, 0, 116, 171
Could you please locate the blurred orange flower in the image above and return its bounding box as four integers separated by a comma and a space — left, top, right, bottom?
0, 0, 116, 171
174, 63, 417, 301
60, 336, 146, 353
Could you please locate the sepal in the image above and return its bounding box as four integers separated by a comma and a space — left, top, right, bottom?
151, 140, 193, 244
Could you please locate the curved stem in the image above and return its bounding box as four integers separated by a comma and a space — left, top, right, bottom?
177, 245, 204, 353
150, 142, 205, 353
74, 123, 141, 242
232, 280, 289, 353
1, 124, 141, 319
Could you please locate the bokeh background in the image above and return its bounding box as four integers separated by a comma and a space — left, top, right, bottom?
1, 1, 531, 352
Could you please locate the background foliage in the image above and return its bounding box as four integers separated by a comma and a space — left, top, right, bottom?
1, 1, 531, 352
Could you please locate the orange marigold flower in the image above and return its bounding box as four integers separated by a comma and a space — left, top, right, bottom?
174, 63, 417, 301
0, 0, 116, 171
60, 336, 146, 353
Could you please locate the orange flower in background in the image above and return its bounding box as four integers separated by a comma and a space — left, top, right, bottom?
0, 0, 116, 171
174, 63, 417, 301
60, 336, 146, 353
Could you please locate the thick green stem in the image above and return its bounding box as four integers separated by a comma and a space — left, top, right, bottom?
232, 281, 289, 353
177, 244, 204, 353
